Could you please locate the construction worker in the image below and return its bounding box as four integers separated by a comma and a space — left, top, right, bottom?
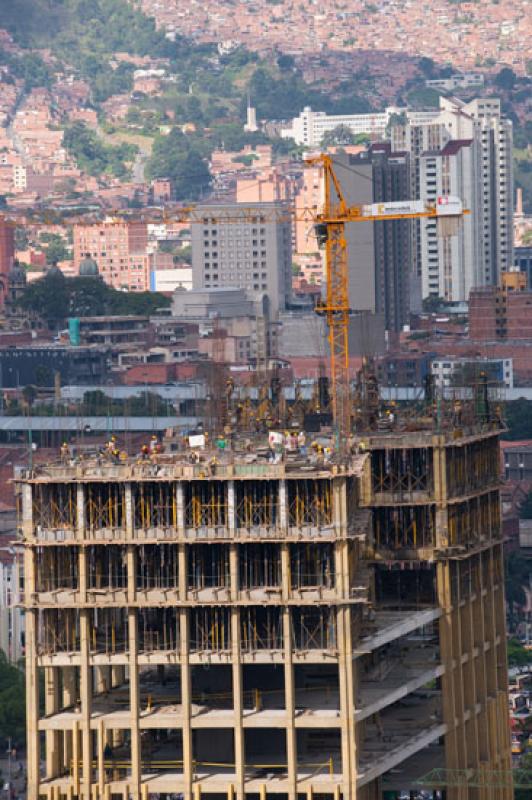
149, 435, 158, 453
141, 443, 149, 460
60, 441, 70, 462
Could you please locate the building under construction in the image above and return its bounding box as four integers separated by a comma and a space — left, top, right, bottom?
19, 400, 512, 800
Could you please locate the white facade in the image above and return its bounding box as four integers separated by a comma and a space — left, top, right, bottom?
426, 73, 484, 92
419, 140, 481, 300
150, 267, 192, 292
431, 356, 513, 389
281, 106, 439, 147
392, 96, 513, 302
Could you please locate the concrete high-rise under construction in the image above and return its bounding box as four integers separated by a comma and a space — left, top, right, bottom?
20, 413, 512, 799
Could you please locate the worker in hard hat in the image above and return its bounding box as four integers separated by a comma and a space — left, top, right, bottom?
60, 441, 70, 462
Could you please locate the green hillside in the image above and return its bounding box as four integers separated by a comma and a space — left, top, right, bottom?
2, 0, 175, 58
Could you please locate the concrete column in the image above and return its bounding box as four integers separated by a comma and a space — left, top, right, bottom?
22, 483, 34, 541
281, 543, 291, 602
76, 484, 85, 541
279, 480, 288, 529
230, 543, 239, 601
231, 607, 245, 800
333, 478, 347, 538
437, 560, 464, 790
177, 482, 185, 532
94, 666, 111, 695
45, 667, 61, 778
79, 548, 88, 604
22, 482, 36, 796
180, 608, 193, 800
80, 609, 93, 799
228, 480, 236, 532
97, 718, 105, 796
283, 608, 297, 800
72, 719, 80, 798
62, 667, 77, 774
128, 607, 141, 800
125, 483, 134, 539
25, 609, 40, 800
337, 606, 355, 800
127, 545, 137, 604
179, 543, 188, 600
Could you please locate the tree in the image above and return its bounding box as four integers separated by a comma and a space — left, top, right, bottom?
320, 124, 357, 147
63, 122, 137, 178
520, 492, 532, 519
422, 295, 445, 313
0, 651, 25, 748
505, 552, 530, 631
503, 398, 532, 440
22, 384, 37, 408
146, 128, 210, 201
495, 67, 517, 90
41, 234, 70, 266
507, 638, 532, 668
418, 56, 435, 77
277, 54, 295, 71
17, 273, 171, 327
14, 226, 29, 251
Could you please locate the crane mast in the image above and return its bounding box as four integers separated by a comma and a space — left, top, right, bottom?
311, 155, 351, 442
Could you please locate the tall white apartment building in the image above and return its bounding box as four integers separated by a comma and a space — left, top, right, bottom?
391, 96, 513, 302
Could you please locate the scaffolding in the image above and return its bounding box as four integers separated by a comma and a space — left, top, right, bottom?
371, 447, 433, 494
240, 607, 283, 652
290, 543, 335, 589
239, 543, 281, 589
137, 543, 179, 590
184, 481, 227, 528
85, 482, 124, 531
188, 544, 230, 590
288, 479, 332, 528
35, 546, 79, 592
33, 483, 77, 530
235, 480, 279, 529
373, 505, 436, 550
190, 607, 231, 651
88, 545, 127, 590
133, 482, 177, 530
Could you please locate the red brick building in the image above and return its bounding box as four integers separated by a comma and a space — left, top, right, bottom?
470, 286, 532, 341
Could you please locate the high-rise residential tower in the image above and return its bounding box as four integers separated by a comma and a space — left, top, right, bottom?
391, 96, 513, 302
